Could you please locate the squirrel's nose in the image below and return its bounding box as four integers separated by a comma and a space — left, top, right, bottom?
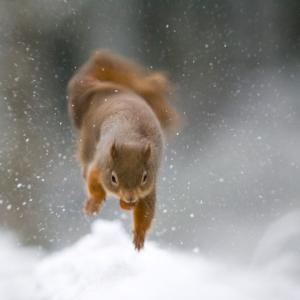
124, 193, 137, 203
121, 190, 138, 204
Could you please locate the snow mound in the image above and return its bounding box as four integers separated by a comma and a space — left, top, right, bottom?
0, 233, 40, 300
1, 218, 300, 300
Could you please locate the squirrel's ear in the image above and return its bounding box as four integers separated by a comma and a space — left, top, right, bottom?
143, 144, 151, 160
110, 141, 118, 159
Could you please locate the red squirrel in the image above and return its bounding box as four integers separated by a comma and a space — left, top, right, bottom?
67, 50, 179, 250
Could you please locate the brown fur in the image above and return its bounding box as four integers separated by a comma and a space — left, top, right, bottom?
67, 49, 179, 250
68, 50, 179, 132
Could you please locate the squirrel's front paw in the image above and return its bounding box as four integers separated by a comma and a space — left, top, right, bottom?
133, 231, 145, 251
83, 198, 103, 215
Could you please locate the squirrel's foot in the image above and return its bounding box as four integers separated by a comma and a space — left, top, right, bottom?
133, 230, 145, 251
83, 197, 104, 216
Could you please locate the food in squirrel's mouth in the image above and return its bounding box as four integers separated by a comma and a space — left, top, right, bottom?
120, 199, 136, 210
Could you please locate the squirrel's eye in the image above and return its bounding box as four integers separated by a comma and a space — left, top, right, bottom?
141, 171, 148, 185
111, 171, 118, 185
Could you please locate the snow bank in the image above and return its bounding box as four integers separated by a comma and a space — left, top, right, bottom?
0, 233, 40, 300
1, 216, 300, 300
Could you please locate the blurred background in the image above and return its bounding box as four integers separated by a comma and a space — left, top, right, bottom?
0, 0, 299, 263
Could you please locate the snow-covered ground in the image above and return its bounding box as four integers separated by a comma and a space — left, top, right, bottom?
1, 213, 300, 300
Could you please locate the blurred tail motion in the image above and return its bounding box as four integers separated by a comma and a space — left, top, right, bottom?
67, 50, 179, 133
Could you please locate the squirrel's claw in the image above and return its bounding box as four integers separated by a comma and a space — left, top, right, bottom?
83, 197, 104, 216
133, 231, 145, 251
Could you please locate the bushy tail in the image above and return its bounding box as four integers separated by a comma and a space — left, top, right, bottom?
67, 50, 180, 133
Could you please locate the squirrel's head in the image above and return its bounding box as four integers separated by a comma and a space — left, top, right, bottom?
100, 141, 156, 207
